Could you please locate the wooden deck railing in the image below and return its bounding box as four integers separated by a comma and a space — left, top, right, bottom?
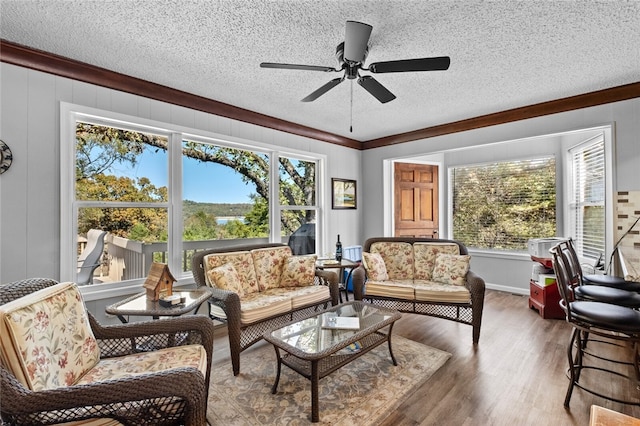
104, 235, 270, 282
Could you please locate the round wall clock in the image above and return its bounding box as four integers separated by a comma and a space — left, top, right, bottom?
0, 140, 13, 174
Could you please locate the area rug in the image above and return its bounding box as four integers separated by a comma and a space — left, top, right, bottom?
206, 336, 451, 425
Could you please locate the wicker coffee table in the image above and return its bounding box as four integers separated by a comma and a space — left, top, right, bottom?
264, 301, 402, 422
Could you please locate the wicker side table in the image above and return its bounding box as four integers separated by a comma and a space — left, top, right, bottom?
106, 287, 213, 323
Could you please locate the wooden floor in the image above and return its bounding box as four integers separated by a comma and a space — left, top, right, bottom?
211, 290, 640, 425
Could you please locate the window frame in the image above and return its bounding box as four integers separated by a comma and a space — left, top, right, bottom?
563, 129, 614, 266
61, 103, 325, 298
448, 155, 557, 252
440, 125, 614, 259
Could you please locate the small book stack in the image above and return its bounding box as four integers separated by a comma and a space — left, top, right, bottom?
321, 314, 360, 330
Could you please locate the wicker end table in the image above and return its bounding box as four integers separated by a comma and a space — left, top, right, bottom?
264, 301, 402, 423
106, 287, 212, 323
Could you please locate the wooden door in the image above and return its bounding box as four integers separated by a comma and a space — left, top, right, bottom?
394, 163, 439, 238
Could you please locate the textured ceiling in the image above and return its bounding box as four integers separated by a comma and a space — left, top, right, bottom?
1, 0, 639, 142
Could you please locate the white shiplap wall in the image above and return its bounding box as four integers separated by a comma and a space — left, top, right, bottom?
0, 63, 362, 286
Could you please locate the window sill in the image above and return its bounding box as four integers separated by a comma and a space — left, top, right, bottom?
467, 249, 532, 262
78, 276, 196, 302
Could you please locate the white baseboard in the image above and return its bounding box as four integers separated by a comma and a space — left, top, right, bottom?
485, 282, 529, 296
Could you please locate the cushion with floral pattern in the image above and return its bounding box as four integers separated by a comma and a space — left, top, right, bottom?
413, 242, 460, 280
0, 282, 100, 391
280, 255, 317, 287
370, 242, 414, 280
206, 262, 245, 297
432, 253, 470, 286
362, 252, 389, 281
203, 251, 260, 295
251, 246, 292, 291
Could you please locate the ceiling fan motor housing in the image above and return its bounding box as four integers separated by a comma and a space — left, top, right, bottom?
336, 42, 366, 79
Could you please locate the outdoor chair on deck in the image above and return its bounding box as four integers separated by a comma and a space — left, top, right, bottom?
0, 278, 215, 425
77, 229, 107, 285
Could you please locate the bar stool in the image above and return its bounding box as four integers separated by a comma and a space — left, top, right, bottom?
550, 244, 640, 407
556, 240, 640, 308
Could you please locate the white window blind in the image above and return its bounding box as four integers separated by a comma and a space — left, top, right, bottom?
451, 156, 556, 251
569, 136, 605, 260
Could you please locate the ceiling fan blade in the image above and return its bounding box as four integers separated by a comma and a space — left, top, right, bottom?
260, 62, 337, 72
301, 77, 344, 102
344, 21, 372, 63
358, 76, 396, 103
369, 56, 451, 73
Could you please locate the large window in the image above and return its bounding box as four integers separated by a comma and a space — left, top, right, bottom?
61, 106, 323, 287
451, 157, 556, 251
568, 135, 605, 261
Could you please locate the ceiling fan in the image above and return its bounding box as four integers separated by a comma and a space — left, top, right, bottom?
260, 20, 450, 104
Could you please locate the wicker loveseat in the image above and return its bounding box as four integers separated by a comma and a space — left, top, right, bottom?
351, 237, 486, 344
192, 243, 339, 376
0, 278, 215, 426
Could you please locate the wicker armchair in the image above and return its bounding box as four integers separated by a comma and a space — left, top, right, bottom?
0, 278, 214, 426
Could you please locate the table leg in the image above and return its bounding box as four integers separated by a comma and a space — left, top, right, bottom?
311, 360, 319, 422
387, 323, 398, 366
271, 346, 282, 394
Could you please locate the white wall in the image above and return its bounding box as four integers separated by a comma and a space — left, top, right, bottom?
0, 63, 362, 284
361, 98, 640, 294
2, 61, 639, 297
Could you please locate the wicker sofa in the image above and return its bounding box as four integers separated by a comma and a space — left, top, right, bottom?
351, 237, 485, 344
192, 243, 339, 375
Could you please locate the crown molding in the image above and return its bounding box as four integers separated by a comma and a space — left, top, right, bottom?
363, 81, 640, 149
0, 39, 361, 149
2, 39, 638, 151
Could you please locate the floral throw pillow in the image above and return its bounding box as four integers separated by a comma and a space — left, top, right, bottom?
362, 252, 389, 281
206, 263, 245, 297
280, 255, 317, 287
432, 253, 470, 286
0, 282, 100, 391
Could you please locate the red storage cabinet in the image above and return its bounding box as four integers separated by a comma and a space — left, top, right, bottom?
528, 279, 565, 319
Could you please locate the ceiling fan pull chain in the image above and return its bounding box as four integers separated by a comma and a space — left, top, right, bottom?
350, 79, 353, 132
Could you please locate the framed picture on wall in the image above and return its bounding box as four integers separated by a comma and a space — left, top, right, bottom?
332, 178, 357, 209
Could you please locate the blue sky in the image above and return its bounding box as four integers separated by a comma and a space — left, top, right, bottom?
122, 148, 255, 204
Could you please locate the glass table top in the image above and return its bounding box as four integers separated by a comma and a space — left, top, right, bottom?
268, 301, 399, 355
105, 287, 212, 317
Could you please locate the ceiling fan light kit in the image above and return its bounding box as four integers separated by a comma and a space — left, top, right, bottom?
260, 20, 451, 104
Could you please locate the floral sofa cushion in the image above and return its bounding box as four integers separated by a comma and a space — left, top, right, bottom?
413, 280, 471, 303
432, 253, 471, 286
370, 242, 414, 280
251, 246, 292, 291
0, 281, 100, 391
263, 285, 330, 309
238, 291, 292, 324
280, 255, 318, 287
76, 344, 207, 384
362, 252, 389, 281
204, 251, 260, 294
206, 262, 245, 297
413, 242, 460, 280
363, 279, 415, 299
